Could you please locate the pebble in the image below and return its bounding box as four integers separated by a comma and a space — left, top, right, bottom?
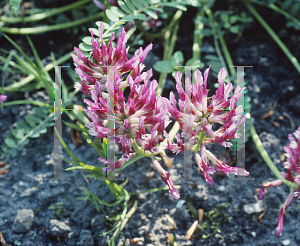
218, 185, 225, 192
282, 239, 290, 245
48, 219, 71, 237
243, 201, 264, 214
20, 187, 38, 197
251, 231, 256, 237
176, 199, 186, 209
12, 209, 34, 233
169, 208, 176, 216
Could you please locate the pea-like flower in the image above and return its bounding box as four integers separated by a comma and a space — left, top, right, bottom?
83, 68, 170, 170
0, 95, 7, 103
71, 22, 152, 95
258, 126, 300, 236
152, 159, 180, 200
165, 67, 249, 185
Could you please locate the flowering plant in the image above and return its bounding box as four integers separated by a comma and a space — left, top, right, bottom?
258, 126, 300, 236
72, 22, 249, 201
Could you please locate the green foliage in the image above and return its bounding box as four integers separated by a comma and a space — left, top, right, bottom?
9, 0, 22, 16
0, 35, 83, 162
204, 54, 223, 79
1, 107, 54, 162
48, 201, 64, 216
217, 11, 253, 34
167, 233, 178, 246
186, 196, 231, 239
79, 0, 197, 56
280, 0, 300, 30
154, 50, 204, 76
199, 203, 232, 239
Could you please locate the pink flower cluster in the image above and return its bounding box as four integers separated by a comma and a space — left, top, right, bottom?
259, 126, 300, 236
165, 67, 249, 186
72, 22, 249, 200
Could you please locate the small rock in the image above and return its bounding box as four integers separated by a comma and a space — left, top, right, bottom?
243, 201, 264, 214
12, 209, 34, 233
218, 185, 225, 192
49, 219, 71, 237
176, 199, 186, 209
77, 230, 94, 246
169, 208, 176, 216
20, 187, 38, 197
251, 231, 256, 237
282, 239, 291, 245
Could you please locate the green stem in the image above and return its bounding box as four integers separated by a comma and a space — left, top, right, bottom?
156, 10, 182, 96
132, 139, 152, 157
0, 12, 103, 34
130, 185, 181, 196
250, 123, 298, 190
0, 54, 25, 72
247, 0, 300, 27
115, 154, 144, 173
245, 3, 300, 74
111, 199, 138, 240
193, 8, 205, 60
1, 51, 73, 93
219, 35, 236, 78
134, 20, 165, 38
0, 100, 52, 108
0, 0, 91, 23
206, 8, 229, 78
192, 129, 204, 153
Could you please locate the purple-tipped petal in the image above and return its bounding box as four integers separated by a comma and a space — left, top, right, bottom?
152, 159, 180, 200
93, 0, 106, 9
275, 192, 294, 236
0, 95, 7, 103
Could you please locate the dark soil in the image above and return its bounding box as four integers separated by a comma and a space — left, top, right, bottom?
1, 2, 300, 246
